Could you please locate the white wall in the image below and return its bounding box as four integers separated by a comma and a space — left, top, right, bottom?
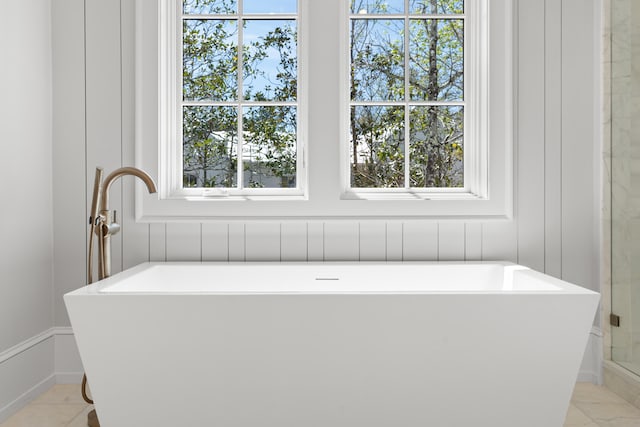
0, 0, 602, 418
52, 0, 602, 325
0, 0, 55, 419
49, 0, 603, 384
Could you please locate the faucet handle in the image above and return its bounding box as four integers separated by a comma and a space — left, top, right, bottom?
108, 210, 120, 236
102, 222, 121, 237
97, 210, 121, 237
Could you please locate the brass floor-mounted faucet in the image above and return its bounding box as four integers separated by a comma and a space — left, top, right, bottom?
88, 167, 157, 282
84, 166, 157, 427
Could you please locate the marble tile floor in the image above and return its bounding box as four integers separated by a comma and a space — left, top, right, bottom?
2, 382, 640, 426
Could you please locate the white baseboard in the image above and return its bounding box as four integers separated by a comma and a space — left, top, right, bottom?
603, 359, 640, 409
0, 330, 56, 424
0, 374, 57, 424
0, 327, 83, 423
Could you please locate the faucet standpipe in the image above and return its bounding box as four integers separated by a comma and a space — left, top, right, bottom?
84, 166, 157, 427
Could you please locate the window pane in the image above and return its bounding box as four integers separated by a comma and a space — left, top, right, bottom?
350, 19, 404, 101
183, 106, 238, 188
410, 0, 464, 14
350, 106, 405, 188
409, 19, 463, 101
350, 0, 404, 14
243, 20, 297, 102
243, 0, 296, 14
242, 106, 297, 188
183, 0, 237, 15
183, 19, 238, 101
409, 106, 463, 187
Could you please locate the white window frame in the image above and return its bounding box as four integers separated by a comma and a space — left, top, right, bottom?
178, 2, 305, 197
344, 4, 476, 198
135, 0, 513, 221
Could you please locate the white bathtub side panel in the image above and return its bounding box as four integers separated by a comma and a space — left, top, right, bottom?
65, 293, 599, 427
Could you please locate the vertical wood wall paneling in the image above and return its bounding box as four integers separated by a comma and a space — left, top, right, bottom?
438, 222, 465, 261
202, 223, 229, 261
324, 222, 360, 261
480, 0, 519, 264
464, 223, 482, 260
561, 0, 596, 291
385, 221, 403, 261
52, 0, 87, 326
544, 0, 563, 278
481, 222, 518, 263
60, 1, 600, 304
121, 0, 150, 269
307, 222, 324, 261
165, 223, 202, 261
245, 222, 281, 261
403, 221, 438, 260
280, 222, 308, 261
516, 0, 546, 271
85, 0, 124, 274
359, 221, 387, 261
149, 223, 166, 262
228, 223, 246, 261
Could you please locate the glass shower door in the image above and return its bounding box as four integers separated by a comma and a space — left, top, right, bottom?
610, 0, 640, 376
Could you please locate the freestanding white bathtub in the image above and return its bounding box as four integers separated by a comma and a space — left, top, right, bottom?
65, 262, 599, 427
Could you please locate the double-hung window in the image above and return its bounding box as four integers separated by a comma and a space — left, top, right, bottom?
348, 1, 465, 191
181, 0, 301, 194
136, 0, 513, 220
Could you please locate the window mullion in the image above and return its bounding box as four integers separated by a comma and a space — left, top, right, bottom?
237, 1, 244, 190
177, 1, 184, 194
404, 0, 410, 189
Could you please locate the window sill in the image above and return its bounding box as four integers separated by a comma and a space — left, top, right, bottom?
135, 187, 512, 222
341, 190, 482, 201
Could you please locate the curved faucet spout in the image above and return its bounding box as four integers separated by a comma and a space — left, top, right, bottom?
100, 166, 157, 211
93, 166, 157, 280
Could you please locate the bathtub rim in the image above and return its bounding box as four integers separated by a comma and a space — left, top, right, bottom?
68, 261, 600, 297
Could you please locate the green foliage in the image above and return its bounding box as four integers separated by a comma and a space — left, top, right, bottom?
182, 1, 297, 188
243, 22, 297, 102
183, 19, 238, 101
409, 106, 463, 187
183, 106, 238, 188
183, 0, 237, 14
351, 106, 405, 187
243, 106, 297, 187
350, 0, 465, 188
182, 0, 465, 190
